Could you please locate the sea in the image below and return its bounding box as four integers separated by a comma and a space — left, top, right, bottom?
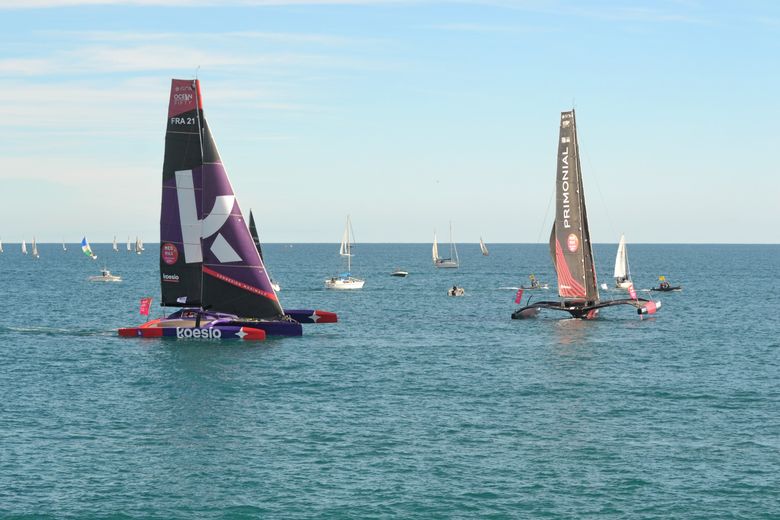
0, 243, 778, 519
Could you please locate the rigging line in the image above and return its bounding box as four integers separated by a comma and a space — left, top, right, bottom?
578, 130, 617, 239
536, 183, 555, 244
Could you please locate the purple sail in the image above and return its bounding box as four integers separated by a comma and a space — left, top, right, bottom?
159, 79, 284, 319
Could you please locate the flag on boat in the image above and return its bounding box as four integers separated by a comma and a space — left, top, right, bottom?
514, 288, 524, 304
139, 297, 152, 316
628, 284, 637, 300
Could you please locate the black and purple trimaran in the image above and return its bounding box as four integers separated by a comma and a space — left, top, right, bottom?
120, 79, 336, 340
512, 110, 661, 320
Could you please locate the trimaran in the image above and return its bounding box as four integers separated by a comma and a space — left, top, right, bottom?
119, 79, 336, 341
512, 110, 661, 319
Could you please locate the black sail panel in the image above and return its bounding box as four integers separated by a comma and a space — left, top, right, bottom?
159, 79, 204, 307
248, 210, 264, 262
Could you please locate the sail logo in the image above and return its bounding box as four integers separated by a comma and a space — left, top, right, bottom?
173, 93, 193, 103
162, 273, 180, 283
161, 243, 179, 265
567, 233, 579, 253
176, 328, 222, 339
175, 169, 241, 265
561, 145, 571, 228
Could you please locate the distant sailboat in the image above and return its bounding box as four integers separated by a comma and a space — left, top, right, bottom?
325, 215, 365, 289
22, 240, 27, 255
81, 237, 97, 260
0, 238, 3, 253
248, 209, 280, 292
613, 234, 633, 289
62, 240, 67, 252
112, 236, 119, 252
134, 236, 142, 255
512, 110, 660, 319
126, 236, 131, 252
433, 222, 459, 268
31, 237, 40, 259
479, 236, 489, 256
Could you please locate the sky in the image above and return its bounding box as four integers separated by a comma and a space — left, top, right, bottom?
0, 0, 778, 244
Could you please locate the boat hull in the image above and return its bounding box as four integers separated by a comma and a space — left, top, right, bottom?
512, 298, 660, 320
284, 309, 338, 324
325, 277, 365, 289
434, 260, 458, 268
118, 321, 266, 340
651, 286, 681, 292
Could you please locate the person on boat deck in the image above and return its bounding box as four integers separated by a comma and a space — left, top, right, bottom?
660, 280, 670, 289
452, 285, 457, 293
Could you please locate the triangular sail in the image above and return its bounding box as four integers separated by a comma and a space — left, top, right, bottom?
479, 236, 488, 256
159, 78, 283, 318
22, 240, 27, 254
613, 234, 630, 281
549, 110, 599, 302
248, 210, 264, 262
112, 236, 118, 252
432, 232, 439, 263
32, 237, 39, 257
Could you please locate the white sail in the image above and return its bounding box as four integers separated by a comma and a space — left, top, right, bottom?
479, 236, 489, 256
62, 240, 67, 252
135, 236, 142, 254
613, 234, 632, 287
432, 232, 439, 264
32, 237, 39, 258
433, 222, 459, 268
127, 236, 131, 251
112, 236, 118, 252
325, 215, 364, 289
22, 240, 27, 254
0, 238, 3, 253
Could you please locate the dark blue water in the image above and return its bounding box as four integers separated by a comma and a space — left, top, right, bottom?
1, 243, 778, 518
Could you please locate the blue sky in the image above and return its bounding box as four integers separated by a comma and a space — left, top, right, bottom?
1, 0, 778, 244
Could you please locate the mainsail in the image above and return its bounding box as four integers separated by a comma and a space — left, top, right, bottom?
548, 110, 599, 302
159, 79, 283, 319
432, 232, 439, 264
479, 237, 489, 256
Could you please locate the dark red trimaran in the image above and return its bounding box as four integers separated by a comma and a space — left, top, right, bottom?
512, 110, 661, 320
119, 79, 336, 340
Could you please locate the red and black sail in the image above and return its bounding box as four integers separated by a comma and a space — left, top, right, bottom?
549, 110, 599, 303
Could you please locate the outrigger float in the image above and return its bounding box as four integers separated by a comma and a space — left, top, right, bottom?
512, 110, 661, 320
119, 79, 337, 341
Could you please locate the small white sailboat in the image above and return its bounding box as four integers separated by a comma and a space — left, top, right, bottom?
126, 236, 131, 252
112, 236, 119, 252
32, 237, 40, 259
613, 234, 633, 289
135, 236, 142, 255
62, 240, 67, 252
0, 238, 3, 253
325, 215, 365, 289
479, 236, 489, 256
22, 240, 27, 255
433, 222, 459, 268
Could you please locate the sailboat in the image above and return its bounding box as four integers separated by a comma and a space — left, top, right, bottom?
0, 238, 3, 253
134, 236, 142, 255
248, 209, 280, 291
62, 240, 67, 252
119, 78, 335, 341
613, 234, 633, 289
127, 236, 131, 252
479, 236, 489, 256
112, 236, 119, 252
31, 237, 40, 259
81, 237, 98, 260
21, 240, 27, 255
433, 222, 459, 268
512, 110, 661, 319
325, 215, 365, 289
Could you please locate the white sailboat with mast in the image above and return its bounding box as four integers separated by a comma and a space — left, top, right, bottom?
325, 215, 365, 289
22, 240, 27, 255
32, 237, 40, 259
433, 222, 459, 268
479, 236, 489, 256
613, 234, 633, 289
112, 236, 119, 252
